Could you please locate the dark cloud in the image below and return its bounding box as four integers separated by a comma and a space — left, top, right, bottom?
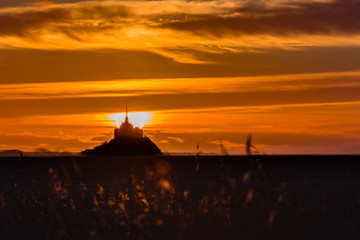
1, 0, 360, 41
152, 131, 358, 147
0, 133, 89, 150
160, 0, 360, 36
0, 0, 88, 8
0, 86, 359, 117
0, 4, 132, 37
0, 7, 69, 37
1, 47, 360, 84
91, 133, 112, 142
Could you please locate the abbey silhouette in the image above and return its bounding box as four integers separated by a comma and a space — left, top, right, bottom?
82, 106, 161, 156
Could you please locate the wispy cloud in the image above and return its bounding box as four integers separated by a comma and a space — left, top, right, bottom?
168, 136, 184, 143
1, 71, 360, 100
160, 0, 360, 36
152, 130, 360, 154
0, 132, 90, 152
1, 0, 360, 63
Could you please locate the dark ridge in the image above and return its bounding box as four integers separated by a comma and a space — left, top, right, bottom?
0, 149, 23, 157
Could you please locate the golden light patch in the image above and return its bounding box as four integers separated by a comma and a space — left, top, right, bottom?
109, 112, 152, 128
159, 179, 171, 190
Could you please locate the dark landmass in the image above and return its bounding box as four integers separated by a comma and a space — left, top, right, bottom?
0, 155, 359, 239
81, 136, 162, 156
0, 149, 23, 157
82, 109, 162, 156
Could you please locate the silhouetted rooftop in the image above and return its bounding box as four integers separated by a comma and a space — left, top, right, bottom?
82, 107, 161, 156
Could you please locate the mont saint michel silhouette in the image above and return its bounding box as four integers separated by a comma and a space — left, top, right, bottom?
82, 107, 161, 156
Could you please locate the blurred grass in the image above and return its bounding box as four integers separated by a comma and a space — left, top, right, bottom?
0, 154, 359, 239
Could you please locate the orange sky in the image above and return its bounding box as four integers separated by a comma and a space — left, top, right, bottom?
0, 0, 360, 154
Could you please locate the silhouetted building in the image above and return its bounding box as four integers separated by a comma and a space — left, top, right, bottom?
114, 105, 143, 139
82, 106, 161, 156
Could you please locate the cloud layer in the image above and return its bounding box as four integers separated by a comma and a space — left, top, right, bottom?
1, 0, 360, 63
160, 0, 360, 36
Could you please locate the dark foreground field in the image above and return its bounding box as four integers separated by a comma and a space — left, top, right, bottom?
0, 155, 359, 239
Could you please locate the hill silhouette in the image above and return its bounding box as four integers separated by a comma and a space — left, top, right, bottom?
82, 107, 161, 156
0, 149, 23, 157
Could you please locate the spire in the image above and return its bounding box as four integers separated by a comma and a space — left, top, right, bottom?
125, 104, 129, 122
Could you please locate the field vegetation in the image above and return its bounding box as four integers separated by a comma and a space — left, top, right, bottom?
0, 153, 359, 239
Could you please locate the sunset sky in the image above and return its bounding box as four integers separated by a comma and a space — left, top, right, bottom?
0, 0, 359, 154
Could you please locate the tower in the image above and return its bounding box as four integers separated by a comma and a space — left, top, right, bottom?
125, 104, 129, 123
